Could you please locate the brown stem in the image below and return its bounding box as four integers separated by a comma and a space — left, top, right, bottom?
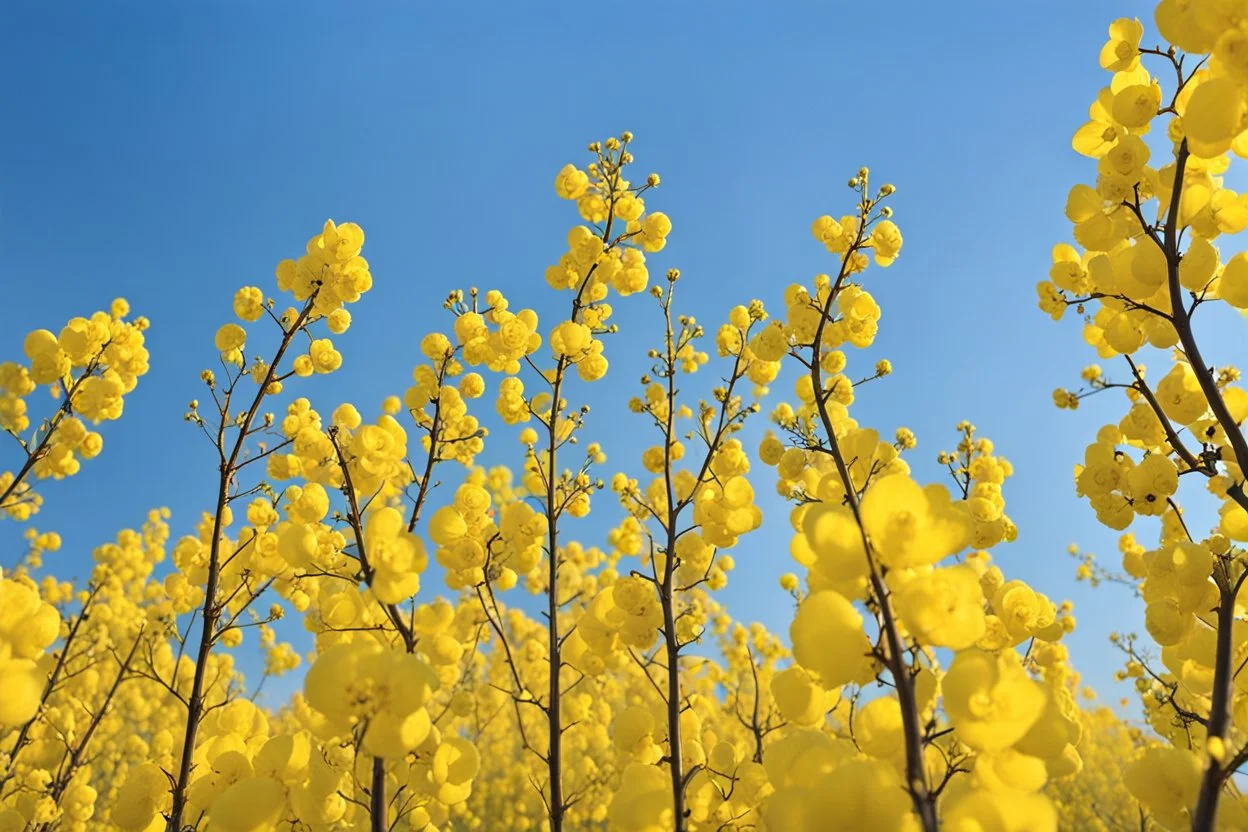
1124, 354, 1207, 475
535, 151, 622, 831
544, 362, 566, 832
650, 290, 747, 827
167, 300, 313, 831
370, 755, 388, 832
329, 430, 415, 652
1160, 144, 1248, 512
808, 207, 938, 832
407, 367, 445, 533
327, 383, 434, 832
749, 649, 765, 764
1193, 578, 1241, 831
655, 286, 688, 831
660, 533, 686, 831
1166, 138, 1248, 831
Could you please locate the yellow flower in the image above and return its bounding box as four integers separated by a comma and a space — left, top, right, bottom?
608, 763, 673, 831
770, 667, 827, 727
308, 339, 342, 374
1219, 252, 1248, 308
790, 590, 872, 688
233, 286, 265, 322
0, 658, 43, 726
1111, 81, 1162, 129
894, 565, 986, 649
210, 776, 285, 831
303, 641, 438, 758
550, 321, 592, 358
1183, 76, 1247, 158
1124, 747, 1202, 819
214, 323, 246, 352
943, 789, 1057, 832
859, 475, 969, 568
1100, 18, 1143, 72
943, 648, 1047, 751
554, 163, 590, 200
854, 696, 904, 759
869, 220, 902, 267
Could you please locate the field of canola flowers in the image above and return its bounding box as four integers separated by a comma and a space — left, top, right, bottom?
4, 1, 1248, 830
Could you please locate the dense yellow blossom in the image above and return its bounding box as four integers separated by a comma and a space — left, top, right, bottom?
1040, 7, 1248, 829
6, 19, 1242, 825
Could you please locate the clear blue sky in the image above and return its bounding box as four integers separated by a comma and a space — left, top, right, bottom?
4, 0, 1238, 711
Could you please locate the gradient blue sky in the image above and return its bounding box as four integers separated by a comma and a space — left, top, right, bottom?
3, 1, 1238, 710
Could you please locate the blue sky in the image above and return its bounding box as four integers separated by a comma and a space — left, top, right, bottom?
3, 0, 1240, 711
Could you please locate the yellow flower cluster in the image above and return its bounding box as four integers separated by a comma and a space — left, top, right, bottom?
577, 575, 665, 660
740, 167, 1097, 830
453, 293, 542, 375
304, 640, 438, 758
429, 480, 547, 589
692, 441, 762, 549
1, 105, 1213, 832
275, 219, 373, 317
1, 301, 148, 520
1041, 6, 1248, 829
